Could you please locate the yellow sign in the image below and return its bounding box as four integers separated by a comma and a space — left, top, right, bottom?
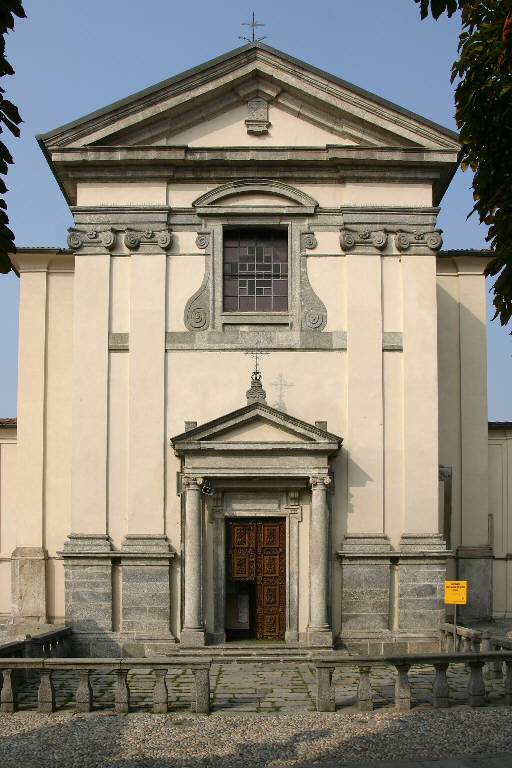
444, 580, 467, 605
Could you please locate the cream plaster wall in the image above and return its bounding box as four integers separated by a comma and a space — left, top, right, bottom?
165, 182, 433, 209
165, 103, 355, 147
77, 182, 167, 207
489, 429, 512, 617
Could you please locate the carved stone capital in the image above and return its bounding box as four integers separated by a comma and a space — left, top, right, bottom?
310, 475, 331, 491
301, 232, 318, 250
339, 227, 388, 252
395, 229, 443, 252
182, 476, 203, 491
124, 228, 173, 251
195, 231, 210, 249
67, 227, 116, 252
245, 97, 270, 135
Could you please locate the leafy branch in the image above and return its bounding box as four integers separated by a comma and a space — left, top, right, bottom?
416, 0, 512, 330
0, 0, 25, 274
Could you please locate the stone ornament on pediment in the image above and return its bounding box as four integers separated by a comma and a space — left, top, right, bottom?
339, 227, 388, 252
245, 97, 271, 135
123, 229, 173, 251
67, 228, 116, 251
394, 229, 443, 252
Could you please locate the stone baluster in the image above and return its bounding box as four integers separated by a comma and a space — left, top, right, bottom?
468, 660, 485, 706
394, 663, 411, 711
480, 633, 491, 677
0, 669, 16, 712
462, 635, 472, 654
433, 662, 449, 708
115, 669, 130, 713
472, 636, 481, 653
316, 666, 335, 712
76, 669, 93, 713
193, 666, 210, 714
38, 670, 56, 713
491, 645, 503, 679
153, 669, 168, 714
357, 665, 373, 712
182, 477, 205, 646
505, 660, 512, 706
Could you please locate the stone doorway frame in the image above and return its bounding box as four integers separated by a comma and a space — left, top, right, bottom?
209, 490, 302, 644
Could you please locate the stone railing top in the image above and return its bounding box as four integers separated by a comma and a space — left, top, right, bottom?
441, 622, 512, 650
1, 651, 512, 669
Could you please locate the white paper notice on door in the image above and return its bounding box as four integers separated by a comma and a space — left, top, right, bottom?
238, 593, 249, 624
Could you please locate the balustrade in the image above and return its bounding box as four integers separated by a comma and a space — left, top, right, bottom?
1, 650, 512, 715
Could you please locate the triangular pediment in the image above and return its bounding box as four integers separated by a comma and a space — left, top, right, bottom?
39, 43, 459, 153
171, 401, 342, 451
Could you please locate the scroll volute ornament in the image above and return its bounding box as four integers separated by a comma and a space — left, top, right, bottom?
310, 474, 331, 490
67, 228, 116, 251
394, 229, 443, 252
339, 228, 387, 252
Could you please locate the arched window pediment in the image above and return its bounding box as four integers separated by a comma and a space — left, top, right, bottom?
193, 179, 318, 211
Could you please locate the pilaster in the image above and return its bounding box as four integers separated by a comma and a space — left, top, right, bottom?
13, 261, 49, 624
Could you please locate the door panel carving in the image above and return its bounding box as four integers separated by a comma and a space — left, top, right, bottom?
227, 518, 285, 640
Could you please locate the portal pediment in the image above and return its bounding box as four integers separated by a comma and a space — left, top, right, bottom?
171, 401, 342, 454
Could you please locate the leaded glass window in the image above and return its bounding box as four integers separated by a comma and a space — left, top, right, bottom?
223, 229, 288, 312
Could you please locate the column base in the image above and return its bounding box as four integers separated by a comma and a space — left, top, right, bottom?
181, 628, 206, 647
306, 627, 333, 647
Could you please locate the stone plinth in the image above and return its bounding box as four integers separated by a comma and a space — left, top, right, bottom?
456, 545, 493, 620
339, 534, 392, 631
60, 534, 113, 632
11, 547, 48, 624
120, 535, 174, 635
398, 534, 447, 631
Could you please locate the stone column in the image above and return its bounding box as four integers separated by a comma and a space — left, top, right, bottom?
307, 474, 332, 647
181, 476, 205, 646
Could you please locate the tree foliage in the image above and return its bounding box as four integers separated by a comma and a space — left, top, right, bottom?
415, 0, 512, 329
0, 0, 25, 274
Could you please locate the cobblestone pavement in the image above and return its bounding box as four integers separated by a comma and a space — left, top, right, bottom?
10, 661, 510, 713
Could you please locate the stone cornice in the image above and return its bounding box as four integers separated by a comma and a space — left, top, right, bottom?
10, 249, 74, 273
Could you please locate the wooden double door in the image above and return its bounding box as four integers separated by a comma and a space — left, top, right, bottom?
226, 518, 286, 641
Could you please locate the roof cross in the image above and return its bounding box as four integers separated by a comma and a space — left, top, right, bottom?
245, 349, 270, 382
239, 11, 266, 43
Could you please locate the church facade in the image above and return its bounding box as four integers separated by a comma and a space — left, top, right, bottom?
0, 43, 501, 655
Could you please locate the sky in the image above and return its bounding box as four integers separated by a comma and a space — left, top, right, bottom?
0, 0, 510, 419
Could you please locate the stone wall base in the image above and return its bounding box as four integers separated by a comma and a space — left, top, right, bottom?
338, 630, 442, 656
456, 546, 493, 620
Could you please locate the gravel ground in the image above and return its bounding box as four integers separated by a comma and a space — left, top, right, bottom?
1, 709, 512, 768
